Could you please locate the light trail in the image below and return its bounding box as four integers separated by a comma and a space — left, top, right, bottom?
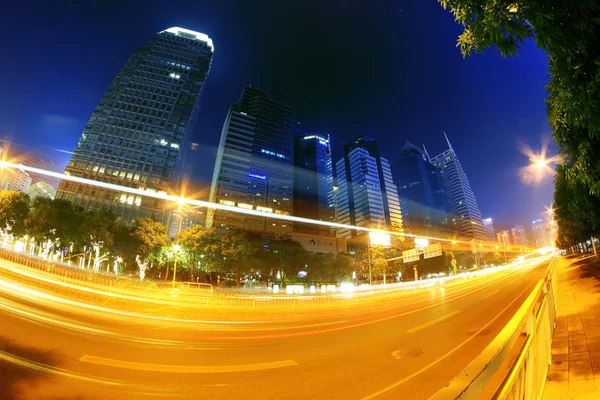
0, 161, 469, 244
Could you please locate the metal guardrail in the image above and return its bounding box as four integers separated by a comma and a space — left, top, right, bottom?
0, 247, 538, 310
430, 257, 557, 400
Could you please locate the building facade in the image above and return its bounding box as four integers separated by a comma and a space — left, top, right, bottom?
206, 87, 295, 238
497, 229, 512, 246
292, 134, 335, 236
0, 147, 32, 192
335, 135, 403, 239
510, 225, 528, 247
531, 218, 552, 248
483, 218, 495, 240
429, 133, 487, 240
390, 141, 447, 235
57, 27, 214, 224
23, 181, 57, 201
0, 168, 31, 192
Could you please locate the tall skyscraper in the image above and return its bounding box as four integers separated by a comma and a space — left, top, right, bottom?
206, 87, 295, 237
57, 27, 214, 224
483, 217, 495, 240
335, 135, 403, 239
1, 147, 32, 192
510, 225, 528, 247
293, 134, 335, 236
430, 133, 487, 240
532, 218, 552, 248
0, 167, 31, 192
390, 141, 447, 234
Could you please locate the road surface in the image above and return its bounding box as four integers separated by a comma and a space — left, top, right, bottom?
0, 256, 551, 400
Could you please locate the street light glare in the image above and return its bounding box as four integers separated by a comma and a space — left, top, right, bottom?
534, 158, 547, 169
518, 141, 561, 185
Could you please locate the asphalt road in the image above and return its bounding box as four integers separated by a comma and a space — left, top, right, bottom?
0, 257, 551, 400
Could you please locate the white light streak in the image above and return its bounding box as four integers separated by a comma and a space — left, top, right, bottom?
0, 161, 467, 244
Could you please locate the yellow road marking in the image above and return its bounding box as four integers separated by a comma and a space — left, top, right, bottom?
79, 355, 297, 373
405, 310, 461, 334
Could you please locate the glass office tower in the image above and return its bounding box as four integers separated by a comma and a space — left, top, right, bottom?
335, 135, 403, 239
293, 134, 335, 236
430, 133, 487, 240
390, 141, 447, 234
206, 87, 295, 238
58, 27, 214, 224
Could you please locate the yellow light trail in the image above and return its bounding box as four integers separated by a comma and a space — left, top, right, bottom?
0, 161, 469, 244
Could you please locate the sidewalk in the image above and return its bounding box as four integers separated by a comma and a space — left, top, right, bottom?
543, 255, 600, 399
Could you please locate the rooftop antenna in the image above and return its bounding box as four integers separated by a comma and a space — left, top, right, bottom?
443, 131, 453, 150
422, 143, 431, 161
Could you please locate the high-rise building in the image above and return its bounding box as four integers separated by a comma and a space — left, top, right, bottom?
57, 27, 214, 224
531, 218, 552, 248
483, 218, 495, 240
206, 87, 295, 238
430, 133, 487, 240
510, 225, 527, 247
1, 147, 32, 192
23, 181, 57, 201
292, 134, 335, 236
497, 229, 512, 246
390, 141, 446, 234
0, 168, 31, 192
20, 157, 60, 187
335, 135, 403, 239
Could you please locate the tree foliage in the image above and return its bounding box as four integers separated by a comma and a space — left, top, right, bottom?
177, 225, 219, 273
131, 217, 170, 280
439, 0, 600, 245
25, 198, 83, 253
0, 190, 30, 237
554, 166, 600, 248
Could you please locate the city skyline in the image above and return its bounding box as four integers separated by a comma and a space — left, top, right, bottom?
0, 1, 554, 229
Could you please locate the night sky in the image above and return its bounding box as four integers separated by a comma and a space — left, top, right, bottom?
0, 0, 554, 230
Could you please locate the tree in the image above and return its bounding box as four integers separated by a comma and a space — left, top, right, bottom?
553, 165, 600, 248
0, 190, 30, 238
332, 253, 354, 282
438, 0, 600, 239
112, 223, 137, 273
26, 198, 83, 257
177, 225, 219, 277
215, 230, 264, 287
79, 210, 118, 270
131, 218, 170, 281
269, 239, 311, 286
308, 252, 334, 283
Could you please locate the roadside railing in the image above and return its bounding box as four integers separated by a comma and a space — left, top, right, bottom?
0, 247, 546, 310
430, 257, 557, 400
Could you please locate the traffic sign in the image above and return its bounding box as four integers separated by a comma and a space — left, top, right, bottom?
402, 249, 420, 263
423, 243, 442, 259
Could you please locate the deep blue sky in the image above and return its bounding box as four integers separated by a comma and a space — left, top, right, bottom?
0, 0, 554, 230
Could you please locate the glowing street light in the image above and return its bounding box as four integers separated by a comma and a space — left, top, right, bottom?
519, 142, 561, 184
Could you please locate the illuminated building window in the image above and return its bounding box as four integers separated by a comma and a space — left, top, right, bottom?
219, 199, 235, 206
